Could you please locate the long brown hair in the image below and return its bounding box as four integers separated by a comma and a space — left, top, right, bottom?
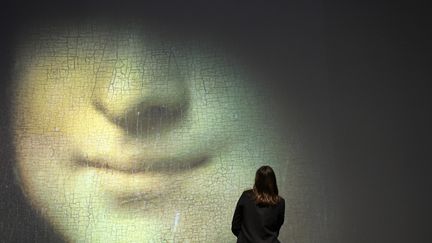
252, 165, 280, 206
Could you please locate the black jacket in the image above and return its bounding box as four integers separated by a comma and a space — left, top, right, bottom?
232, 190, 285, 243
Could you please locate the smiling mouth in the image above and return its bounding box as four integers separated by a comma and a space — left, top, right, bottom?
70, 136, 218, 212
71, 150, 212, 212
74, 153, 210, 174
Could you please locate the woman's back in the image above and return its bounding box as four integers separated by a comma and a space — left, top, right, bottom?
232, 189, 285, 243
232, 165, 285, 242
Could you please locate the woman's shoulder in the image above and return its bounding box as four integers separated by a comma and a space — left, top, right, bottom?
243, 189, 253, 194
240, 189, 254, 200
277, 195, 285, 207
278, 195, 285, 202
241, 189, 253, 197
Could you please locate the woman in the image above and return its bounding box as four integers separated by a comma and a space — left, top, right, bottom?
232, 166, 285, 243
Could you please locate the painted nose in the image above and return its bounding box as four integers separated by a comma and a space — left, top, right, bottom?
93, 49, 189, 138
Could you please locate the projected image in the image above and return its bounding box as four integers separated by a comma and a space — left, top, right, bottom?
9, 22, 290, 242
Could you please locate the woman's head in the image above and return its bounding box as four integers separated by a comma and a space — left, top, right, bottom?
253, 165, 280, 205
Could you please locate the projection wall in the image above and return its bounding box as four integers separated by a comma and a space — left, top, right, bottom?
7, 22, 297, 242
2, 2, 428, 243
0, 10, 335, 241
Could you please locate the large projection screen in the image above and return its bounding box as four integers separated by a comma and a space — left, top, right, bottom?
1, 2, 429, 243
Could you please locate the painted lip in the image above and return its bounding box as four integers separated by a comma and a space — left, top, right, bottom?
74, 152, 211, 174
72, 149, 212, 212
70, 136, 221, 211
